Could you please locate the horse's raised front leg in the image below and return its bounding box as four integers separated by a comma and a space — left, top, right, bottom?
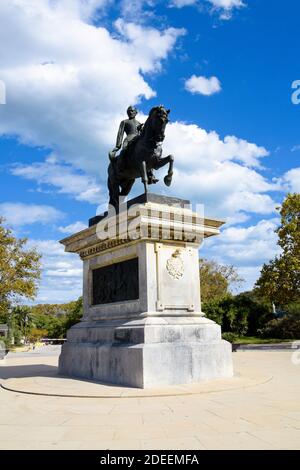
140, 161, 148, 194
164, 154, 174, 187
154, 154, 174, 187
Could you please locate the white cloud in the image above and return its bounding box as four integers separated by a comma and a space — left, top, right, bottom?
11, 157, 104, 204
224, 212, 250, 227
223, 191, 276, 215
202, 218, 281, 291
59, 221, 88, 234
212, 218, 279, 249
0, 203, 64, 226
291, 145, 300, 152
114, 19, 186, 74
170, 0, 198, 7
170, 0, 245, 19
165, 121, 269, 168
171, 0, 244, 6
27, 239, 82, 303
282, 167, 300, 193
50, 0, 111, 21
209, 0, 244, 9
208, 0, 245, 19
205, 218, 280, 266
185, 75, 221, 96
119, 0, 158, 21
156, 120, 277, 220
0, 0, 184, 174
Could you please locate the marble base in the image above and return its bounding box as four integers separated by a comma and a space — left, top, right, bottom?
59, 317, 233, 388
59, 194, 233, 388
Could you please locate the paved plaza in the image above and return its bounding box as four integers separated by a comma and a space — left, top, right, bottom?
0, 348, 299, 450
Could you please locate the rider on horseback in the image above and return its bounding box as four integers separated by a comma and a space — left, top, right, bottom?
109, 106, 142, 158
109, 106, 158, 184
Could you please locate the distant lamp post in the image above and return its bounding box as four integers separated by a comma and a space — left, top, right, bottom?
7, 307, 13, 346
23, 313, 29, 345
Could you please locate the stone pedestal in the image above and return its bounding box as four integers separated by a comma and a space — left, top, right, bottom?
59, 194, 233, 388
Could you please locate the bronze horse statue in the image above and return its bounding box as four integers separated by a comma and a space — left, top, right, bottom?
107, 105, 174, 208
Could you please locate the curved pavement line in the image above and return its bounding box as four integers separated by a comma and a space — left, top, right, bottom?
0, 375, 273, 399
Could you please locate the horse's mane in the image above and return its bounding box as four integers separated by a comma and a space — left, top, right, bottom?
140, 105, 168, 138
149, 105, 168, 117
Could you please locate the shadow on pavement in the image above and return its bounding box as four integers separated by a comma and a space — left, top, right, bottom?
0, 364, 58, 380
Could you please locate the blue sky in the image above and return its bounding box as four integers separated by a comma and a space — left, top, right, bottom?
0, 0, 299, 303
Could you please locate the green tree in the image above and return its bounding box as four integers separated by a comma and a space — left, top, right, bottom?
231, 293, 273, 336
203, 292, 273, 337
0, 218, 41, 315
259, 316, 300, 340
25, 297, 83, 339
204, 296, 248, 336
286, 302, 300, 317
30, 312, 65, 338
12, 305, 33, 344
199, 258, 243, 303
28, 327, 48, 344
255, 193, 300, 307
63, 296, 83, 333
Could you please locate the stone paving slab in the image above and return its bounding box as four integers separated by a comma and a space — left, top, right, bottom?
0, 350, 299, 450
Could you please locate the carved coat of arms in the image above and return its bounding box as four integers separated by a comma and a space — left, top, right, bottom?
166, 249, 184, 280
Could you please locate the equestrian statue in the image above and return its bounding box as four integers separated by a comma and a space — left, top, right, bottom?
107, 105, 174, 208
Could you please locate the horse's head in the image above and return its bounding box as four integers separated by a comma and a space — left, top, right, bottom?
145, 105, 170, 143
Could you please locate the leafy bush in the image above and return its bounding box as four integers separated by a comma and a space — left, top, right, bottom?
259, 316, 300, 340
285, 302, 300, 317
203, 292, 274, 337
202, 298, 225, 325
234, 293, 273, 336
0, 336, 11, 349
222, 332, 239, 343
